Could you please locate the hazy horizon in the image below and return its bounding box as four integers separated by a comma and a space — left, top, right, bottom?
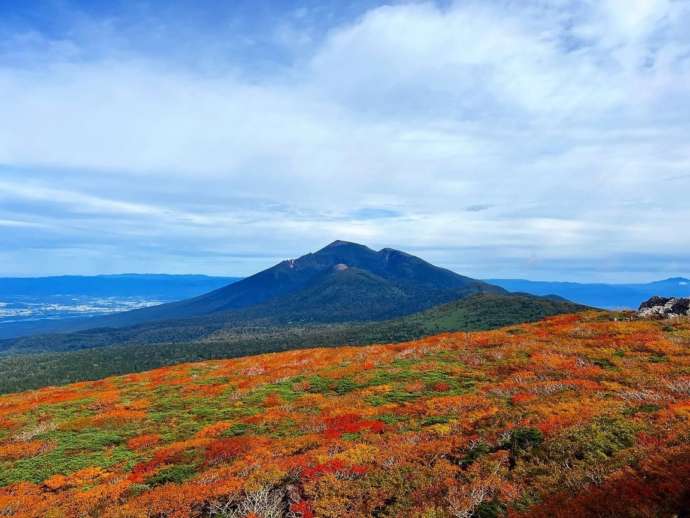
0, 243, 687, 286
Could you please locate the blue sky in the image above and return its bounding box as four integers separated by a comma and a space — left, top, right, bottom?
1, 0, 689, 281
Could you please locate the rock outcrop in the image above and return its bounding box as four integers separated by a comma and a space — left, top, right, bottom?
638, 296, 690, 318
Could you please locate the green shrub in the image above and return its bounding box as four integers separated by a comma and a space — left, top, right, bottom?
539, 418, 636, 466
146, 464, 197, 486
475, 498, 507, 518
460, 441, 491, 466
509, 428, 543, 454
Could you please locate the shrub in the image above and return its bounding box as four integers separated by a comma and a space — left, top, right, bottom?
509, 428, 543, 454
146, 464, 196, 486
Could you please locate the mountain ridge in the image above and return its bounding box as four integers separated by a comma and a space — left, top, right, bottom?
487, 277, 690, 309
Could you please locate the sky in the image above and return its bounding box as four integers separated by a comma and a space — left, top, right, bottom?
1, 0, 689, 282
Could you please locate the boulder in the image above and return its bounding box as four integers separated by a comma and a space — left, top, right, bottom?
638, 296, 690, 319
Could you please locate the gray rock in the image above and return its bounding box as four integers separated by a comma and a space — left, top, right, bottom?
638, 296, 690, 319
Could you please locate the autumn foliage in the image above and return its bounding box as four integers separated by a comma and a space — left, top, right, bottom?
0, 311, 689, 516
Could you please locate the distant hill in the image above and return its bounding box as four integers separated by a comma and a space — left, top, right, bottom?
487, 277, 690, 309
0, 293, 585, 393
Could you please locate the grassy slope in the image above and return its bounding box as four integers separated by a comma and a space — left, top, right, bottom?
0, 294, 584, 394
0, 312, 689, 517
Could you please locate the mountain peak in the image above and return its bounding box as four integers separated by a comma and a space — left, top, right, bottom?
321, 240, 364, 250
652, 277, 690, 285
320, 240, 409, 256
314, 240, 378, 258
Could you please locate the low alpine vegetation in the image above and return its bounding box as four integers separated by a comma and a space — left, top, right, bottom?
0, 312, 689, 517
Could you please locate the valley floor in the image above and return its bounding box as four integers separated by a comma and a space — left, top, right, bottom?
0, 311, 689, 517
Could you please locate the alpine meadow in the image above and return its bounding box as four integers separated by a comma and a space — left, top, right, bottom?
1, 1, 689, 517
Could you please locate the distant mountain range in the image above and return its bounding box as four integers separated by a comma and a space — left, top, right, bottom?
0, 274, 239, 339
3, 247, 685, 344
487, 277, 690, 309
0, 274, 238, 298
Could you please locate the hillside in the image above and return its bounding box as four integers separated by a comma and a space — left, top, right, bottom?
1, 312, 689, 517
488, 277, 690, 309
3, 241, 502, 340
0, 293, 585, 393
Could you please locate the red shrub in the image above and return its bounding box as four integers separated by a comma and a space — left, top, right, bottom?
323, 414, 385, 439
204, 437, 249, 466
301, 459, 368, 480
291, 501, 315, 518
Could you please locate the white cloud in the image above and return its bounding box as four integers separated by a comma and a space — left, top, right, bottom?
0, 0, 689, 280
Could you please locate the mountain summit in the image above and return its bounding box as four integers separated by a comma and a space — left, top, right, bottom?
101, 240, 504, 326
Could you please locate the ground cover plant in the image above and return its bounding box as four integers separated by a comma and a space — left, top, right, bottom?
0, 311, 689, 517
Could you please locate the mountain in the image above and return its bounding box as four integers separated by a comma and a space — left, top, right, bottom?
0, 293, 586, 393
642, 277, 690, 297
0, 242, 589, 390
2, 241, 504, 339
486, 277, 690, 309
110, 240, 502, 324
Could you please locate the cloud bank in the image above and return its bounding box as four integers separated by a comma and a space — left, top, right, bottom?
1, 0, 689, 281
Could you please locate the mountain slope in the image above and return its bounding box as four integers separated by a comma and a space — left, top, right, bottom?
394, 292, 588, 335
0, 293, 585, 392
236, 263, 504, 325
488, 277, 690, 309
1, 312, 688, 517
